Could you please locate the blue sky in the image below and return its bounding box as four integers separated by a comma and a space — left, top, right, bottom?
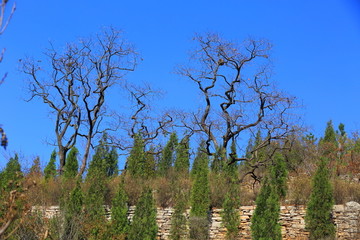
1, 0, 360, 169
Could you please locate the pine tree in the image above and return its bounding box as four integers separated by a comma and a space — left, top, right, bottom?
305, 158, 335, 240
44, 150, 57, 180
63, 147, 79, 179
111, 181, 129, 237
174, 136, 190, 174
190, 142, 210, 240
128, 187, 158, 240
158, 132, 178, 176
190, 141, 207, 178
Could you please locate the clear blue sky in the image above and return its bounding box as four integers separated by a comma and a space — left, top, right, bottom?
1, 0, 360, 169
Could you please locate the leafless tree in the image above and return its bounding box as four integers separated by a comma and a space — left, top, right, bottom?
178, 33, 297, 173
0, 0, 15, 149
22, 28, 138, 175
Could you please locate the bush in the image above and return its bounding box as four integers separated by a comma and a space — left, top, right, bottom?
189, 216, 209, 240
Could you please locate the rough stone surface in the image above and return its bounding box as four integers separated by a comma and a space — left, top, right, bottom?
31, 202, 360, 239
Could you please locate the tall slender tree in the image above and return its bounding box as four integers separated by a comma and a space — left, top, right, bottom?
158, 132, 178, 176
128, 187, 158, 240
63, 147, 79, 179
174, 136, 190, 174
190, 142, 210, 240
305, 158, 335, 240
44, 150, 57, 180
111, 181, 130, 238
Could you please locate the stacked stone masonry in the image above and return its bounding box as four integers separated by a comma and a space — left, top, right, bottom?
32, 201, 360, 240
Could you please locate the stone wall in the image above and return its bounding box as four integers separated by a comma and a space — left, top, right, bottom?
32, 201, 360, 239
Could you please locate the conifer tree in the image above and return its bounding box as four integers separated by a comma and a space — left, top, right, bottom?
211, 147, 225, 173
111, 181, 129, 237
63, 180, 84, 239
126, 133, 146, 177
222, 140, 240, 240
158, 132, 178, 176
170, 189, 189, 240
251, 152, 287, 240
44, 150, 57, 180
63, 147, 79, 179
251, 177, 281, 240
305, 158, 335, 240
128, 187, 158, 240
190, 142, 210, 239
190, 141, 207, 178
144, 148, 156, 179
88, 133, 119, 178
174, 136, 190, 174
323, 120, 337, 144
0, 154, 22, 191
270, 152, 288, 199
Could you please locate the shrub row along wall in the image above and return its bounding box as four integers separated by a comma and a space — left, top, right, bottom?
32, 201, 360, 240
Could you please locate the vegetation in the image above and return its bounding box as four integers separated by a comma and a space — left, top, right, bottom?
128, 187, 158, 240
305, 158, 335, 240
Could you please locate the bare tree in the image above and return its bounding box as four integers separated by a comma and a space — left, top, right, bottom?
178, 33, 297, 173
0, 0, 16, 149
22, 28, 138, 175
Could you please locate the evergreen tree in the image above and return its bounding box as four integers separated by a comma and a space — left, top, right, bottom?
323, 120, 337, 144
190, 142, 210, 239
144, 148, 156, 178
111, 181, 129, 237
251, 152, 287, 240
222, 140, 240, 240
0, 154, 22, 191
251, 177, 281, 240
174, 136, 190, 174
63, 147, 79, 179
305, 158, 335, 240
126, 133, 146, 177
170, 190, 188, 240
158, 132, 178, 176
211, 147, 225, 173
63, 180, 84, 239
128, 187, 158, 240
44, 150, 57, 180
88, 133, 118, 178
190, 141, 207, 178
270, 152, 288, 199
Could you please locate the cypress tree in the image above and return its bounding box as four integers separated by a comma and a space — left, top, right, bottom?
158, 132, 178, 176
63, 180, 84, 239
190, 142, 210, 240
222, 140, 240, 240
126, 133, 146, 177
174, 136, 190, 174
251, 152, 287, 240
128, 187, 158, 240
323, 120, 337, 144
251, 177, 281, 240
44, 150, 57, 180
88, 133, 119, 178
211, 147, 225, 173
63, 147, 79, 179
305, 158, 335, 240
0, 154, 22, 191
111, 180, 130, 237
170, 189, 188, 240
